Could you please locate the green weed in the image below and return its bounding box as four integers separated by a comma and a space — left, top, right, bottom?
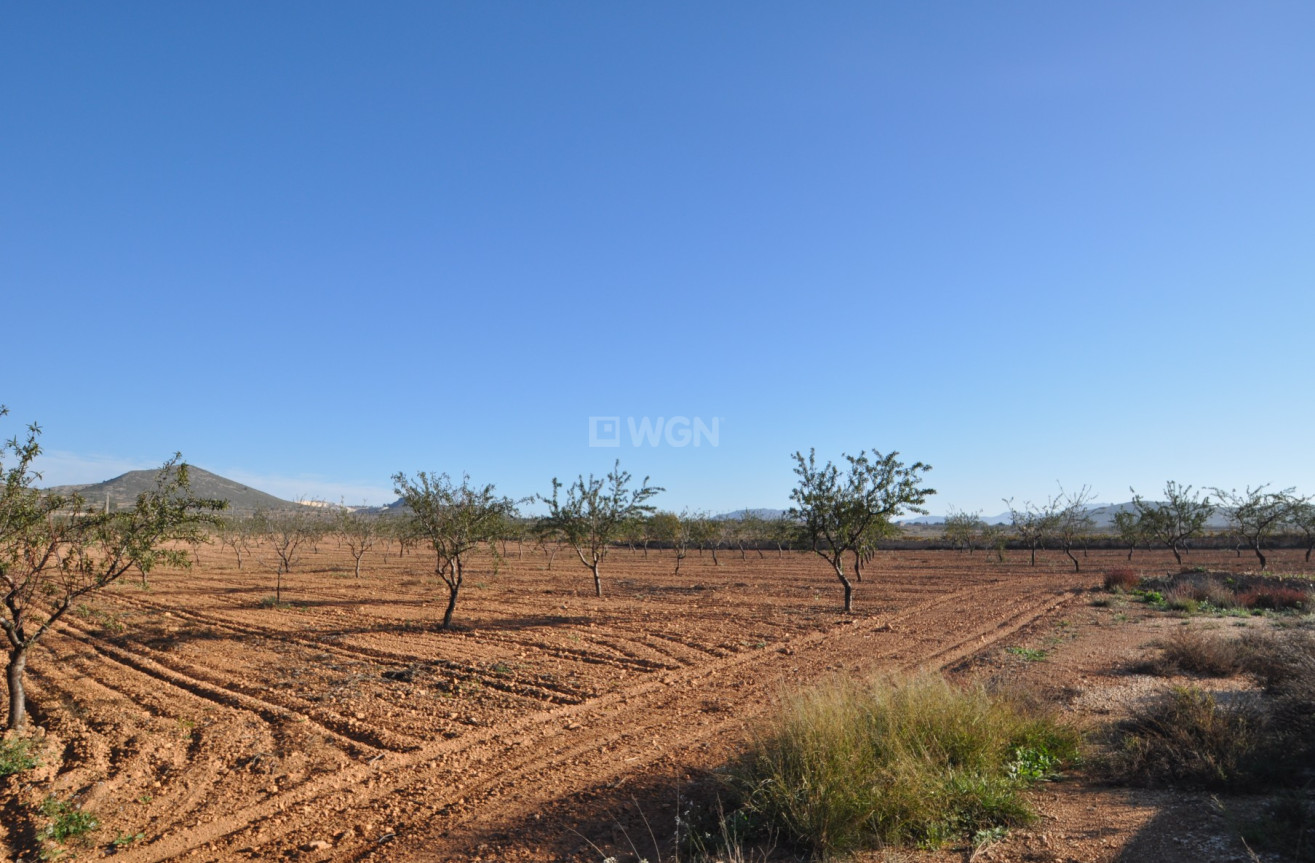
728, 674, 1078, 856
0, 735, 39, 777
39, 797, 99, 842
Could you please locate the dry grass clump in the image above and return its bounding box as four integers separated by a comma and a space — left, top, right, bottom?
1111, 686, 1258, 789
1152, 628, 1244, 677
1112, 628, 1315, 792
729, 674, 1078, 857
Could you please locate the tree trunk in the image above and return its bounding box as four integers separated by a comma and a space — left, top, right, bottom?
441, 584, 458, 629
6, 647, 28, 731
1063, 546, 1080, 573
832, 562, 854, 613
852, 548, 863, 583
591, 562, 603, 597
353, 554, 362, 578
710, 547, 720, 566
1030, 545, 1037, 566
1252, 540, 1267, 570
1170, 545, 1183, 565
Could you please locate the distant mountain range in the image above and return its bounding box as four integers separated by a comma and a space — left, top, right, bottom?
46, 467, 302, 514
713, 508, 789, 521
901, 503, 1233, 530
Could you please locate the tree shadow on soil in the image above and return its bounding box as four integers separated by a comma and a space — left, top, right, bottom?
438, 768, 767, 863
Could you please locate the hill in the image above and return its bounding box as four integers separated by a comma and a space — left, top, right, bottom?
46, 467, 301, 514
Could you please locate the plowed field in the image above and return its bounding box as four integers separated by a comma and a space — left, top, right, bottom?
5, 545, 1309, 861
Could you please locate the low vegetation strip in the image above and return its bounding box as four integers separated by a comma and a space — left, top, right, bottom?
726, 673, 1079, 857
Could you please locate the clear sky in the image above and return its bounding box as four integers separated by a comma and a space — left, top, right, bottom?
4, 2, 1312, 516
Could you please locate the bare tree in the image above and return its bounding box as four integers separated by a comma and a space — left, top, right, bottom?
790, 448, 934, 612
217, 515, 257, 570
1052, 486, 1095, 572
335, 507, 378, 578
1006, 498, 1058, 567
256, 507, 323, 602
392, 472, 520, 629
538, 461, 662, 597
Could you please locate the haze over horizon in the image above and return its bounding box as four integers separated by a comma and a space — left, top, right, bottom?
6, 3, 1313, 515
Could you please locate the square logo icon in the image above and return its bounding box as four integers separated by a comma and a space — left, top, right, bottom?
588, 416, 622, 447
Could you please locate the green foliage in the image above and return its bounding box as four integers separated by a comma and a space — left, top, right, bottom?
1006, 646, 1048, 662
537, 460, 661, 596
0, 734, 39, 776
1212, 484, 1300, 570
789, 447, 934, 611
1006, 486, 1094, 571
1130, 481, 1215, 564
0, 407, 226, 729
393, 471, 521, 627
942, 508, 984, 552
39, 796, 99, 842
729, 674, 1078, 856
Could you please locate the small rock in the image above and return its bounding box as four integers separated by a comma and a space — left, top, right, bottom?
301, 839, 331, 852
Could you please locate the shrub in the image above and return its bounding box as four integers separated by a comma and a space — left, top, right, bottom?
729, 675, 1078, 856
1237, 585, 1310, 611
1240, 629, 1315, 691
1110, 686, 1259, 789
1164, 586, 1200, 614
1199, 579, 1238, 609
1103, 569, 1141, 592
1115, 629, 1315, 792
1154, 629, 1244, 677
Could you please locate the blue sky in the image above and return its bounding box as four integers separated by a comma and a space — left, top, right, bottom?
3, 2, 1312, 515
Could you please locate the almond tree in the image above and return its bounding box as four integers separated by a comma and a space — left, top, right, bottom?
538, 461, 661, 597
1112, 509, 1147, 561
789, 448, 934, 612
1006, 494, 1064, 567
1052, 486, 1096, 572
335, 508, 378, 578
392, 472, 519, 629
1130, 481, 1215, 565
943, 509, 984, 554
1286, 498, 1315, 562
1, 410, 224, 730
217, 514, 258, 569
1212, 485, 1297, 570
255, 507, 324, 602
